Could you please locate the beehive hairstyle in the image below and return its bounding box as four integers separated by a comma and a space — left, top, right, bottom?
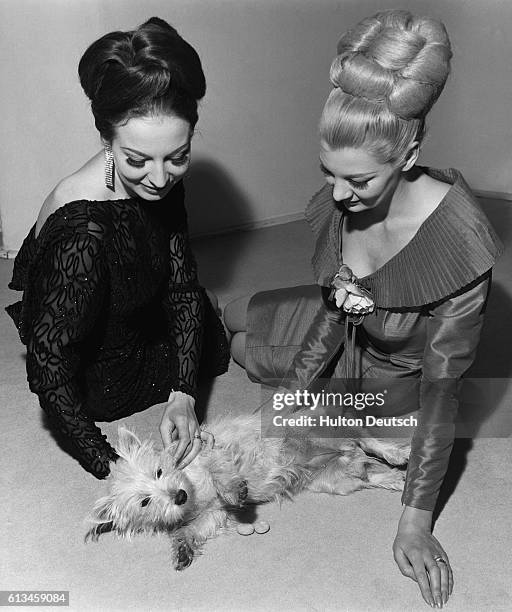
319, 10, 452, 165
78, 17, 206, 140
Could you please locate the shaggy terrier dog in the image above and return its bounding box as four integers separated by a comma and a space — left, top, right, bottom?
85, 414, 410, 570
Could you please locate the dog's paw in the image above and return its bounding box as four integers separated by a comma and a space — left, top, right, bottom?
359, 438, 410, 466
237, 480, 248, 506
381, 443, 410, 466
174, 542, 194, 571
368, 466, 405, 491
220, 479, 249, 507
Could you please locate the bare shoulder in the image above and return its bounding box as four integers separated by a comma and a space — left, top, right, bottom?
35, 152, 107, 238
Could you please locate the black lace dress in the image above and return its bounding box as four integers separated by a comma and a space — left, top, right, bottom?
6, 181, 229, 478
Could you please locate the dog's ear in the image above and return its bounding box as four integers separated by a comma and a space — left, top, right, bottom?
84, 494, 117, 542
116, 427, 142, 459
84, 519, 114, 543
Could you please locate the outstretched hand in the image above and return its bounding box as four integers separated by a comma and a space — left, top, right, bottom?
158, 392, 214, 468
393, 507, 453, 608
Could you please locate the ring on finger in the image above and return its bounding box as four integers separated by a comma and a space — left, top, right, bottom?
434, 555, 447, 565
193, 432, 202, 440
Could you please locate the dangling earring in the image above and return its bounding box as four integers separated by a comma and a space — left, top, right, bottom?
104, 142, 115, 191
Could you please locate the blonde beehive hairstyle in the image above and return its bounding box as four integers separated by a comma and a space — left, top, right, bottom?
319, 10, 452, 165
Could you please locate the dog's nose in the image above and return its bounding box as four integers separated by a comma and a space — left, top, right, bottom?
175, 489, 188, 505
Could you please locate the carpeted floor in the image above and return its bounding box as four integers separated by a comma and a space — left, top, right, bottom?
1, 200, 511, 612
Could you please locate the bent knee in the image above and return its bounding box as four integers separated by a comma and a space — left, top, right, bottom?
224, 295, 251, 333
230, 331, 246, 368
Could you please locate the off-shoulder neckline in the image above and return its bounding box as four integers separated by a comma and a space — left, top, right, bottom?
33, 196, 141, 241
342, 173, 453, 282
306, 166, 503, 307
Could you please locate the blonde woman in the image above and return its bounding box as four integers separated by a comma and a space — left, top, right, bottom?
225, 10, 501, 608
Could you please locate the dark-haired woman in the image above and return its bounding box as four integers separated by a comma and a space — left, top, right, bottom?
6, 18, 229, 478
225, 10, 501, 608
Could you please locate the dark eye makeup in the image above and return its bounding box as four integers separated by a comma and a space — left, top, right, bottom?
348, 180, 370, 190
126, 158, 146, 168
125, 149, 190, 169
170, 152, 190, 166
319, 164, 372, 190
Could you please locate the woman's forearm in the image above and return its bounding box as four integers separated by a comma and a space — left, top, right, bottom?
399, 505, 433, 532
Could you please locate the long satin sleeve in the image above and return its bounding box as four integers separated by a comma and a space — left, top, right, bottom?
402, 273, 491, 510
26, 231, 118, 478
284, 286, 346, 391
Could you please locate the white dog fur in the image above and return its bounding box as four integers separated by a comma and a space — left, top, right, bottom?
85, 414, 410, 570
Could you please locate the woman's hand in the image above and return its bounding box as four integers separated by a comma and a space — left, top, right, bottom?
393, 506, 453, 608
158, 391, 214, 468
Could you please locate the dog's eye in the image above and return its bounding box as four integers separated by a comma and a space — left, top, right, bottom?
156, 469, 162, 479
140, 497, 151, 507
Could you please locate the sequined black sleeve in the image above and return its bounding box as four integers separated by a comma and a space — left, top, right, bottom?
163, 226, 204, 399
26, 231, 117, 478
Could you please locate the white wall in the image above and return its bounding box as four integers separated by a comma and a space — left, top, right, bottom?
1, 0, 511, 251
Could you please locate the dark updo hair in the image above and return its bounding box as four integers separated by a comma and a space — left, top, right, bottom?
78, 17, 206, 140
319, 10, 452, 165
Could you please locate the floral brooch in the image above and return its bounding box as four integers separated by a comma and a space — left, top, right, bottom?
329, 264, 375, 321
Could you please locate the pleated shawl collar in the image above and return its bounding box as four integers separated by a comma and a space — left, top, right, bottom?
305, 167, 503, 309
